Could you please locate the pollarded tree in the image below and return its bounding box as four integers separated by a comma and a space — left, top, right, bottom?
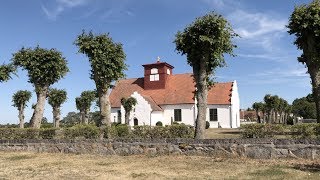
252, 102, 265, 123
288, 0, 320, 123
75, 90, 96, 124
12, 46, 69, 128
263, 94, 280, 123
12, 90, 32, 128
74, 31, 127, 127
174, 12, 238, 139
121, 97, 137, 125
48, 88, 67, 128
0, 63, 16, 82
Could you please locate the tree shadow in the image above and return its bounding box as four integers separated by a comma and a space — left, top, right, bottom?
293, 163, 320, 172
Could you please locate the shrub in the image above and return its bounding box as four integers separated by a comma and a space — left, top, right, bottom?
168, 124, 194, 138
206, 121, 210, 129
132, 125, 151, 139
240, 124, 285, 138
156, 121, 163, 127
148, 126, 169, 139
291, 123, 317, 139
39, 128, 57, 139
115, 124, 130, 138
172, 121, 179, 125
64, 125, 99, 139
103, 126, 118, 139
0, 128, 40, 139
111, 122, 121, 126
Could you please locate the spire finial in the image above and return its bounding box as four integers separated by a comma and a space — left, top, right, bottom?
157, 56, 160, 63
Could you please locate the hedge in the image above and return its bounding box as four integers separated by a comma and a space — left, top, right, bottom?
0, 124, 195, 140
241, 123, 320, 139
240, 124, 285, 138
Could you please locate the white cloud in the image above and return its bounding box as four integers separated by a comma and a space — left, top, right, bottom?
42, 0, 89, 20
237, 53, 289, 62
227, 10, 288, 52
56, 0, 88, 7
229, 10, 287, 39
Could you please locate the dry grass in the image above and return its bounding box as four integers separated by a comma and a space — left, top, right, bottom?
205, 128, 241, 139
1, 151, 320, 179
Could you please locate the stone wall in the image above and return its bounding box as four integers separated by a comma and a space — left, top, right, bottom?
1, 139, 320, 159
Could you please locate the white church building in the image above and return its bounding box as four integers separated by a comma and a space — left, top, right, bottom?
109, 60, 240, 128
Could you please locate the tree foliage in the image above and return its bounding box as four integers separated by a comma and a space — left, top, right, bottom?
12, 46, 69, 92
74, 31, 127, 91
48, 88, 67, 108
174, 12, 237, 139
174, 12, 238, 78
121, 97, 137, 125
0, 63, 16, 82
74, 30, 127, 127
12, 90, 32, 129
75, 90, 96, 124
288, 0, 320, 122
292, 94, 317, 119
75, 90, 96, 112
252, 94, 291, 124
12, 90, 32, 110
12, 46, 69, 128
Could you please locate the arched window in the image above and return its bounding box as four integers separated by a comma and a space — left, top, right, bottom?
134, 118, 138, 126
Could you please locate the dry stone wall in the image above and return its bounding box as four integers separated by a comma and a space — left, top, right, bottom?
0, 139, 320, 159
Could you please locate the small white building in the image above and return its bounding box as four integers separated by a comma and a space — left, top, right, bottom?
109, 60, 240, 128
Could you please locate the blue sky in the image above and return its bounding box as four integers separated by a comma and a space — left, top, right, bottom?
0, 0, 312, 124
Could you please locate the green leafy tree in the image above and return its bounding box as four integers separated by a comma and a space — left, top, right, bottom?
74, 31, 127, 127
174, 12, 238, 139
12, 46, 69, 128
12, 90, 32, 128
292, 95, 316, 119
61, 112, 81, 127
0, 63, 16, 82
48, 88, 67, 128
252, 102, 265, 123
288, 0, 320, 122
75, 90, 96, 124
121, 97, 137, 125
263, 94, 280, 123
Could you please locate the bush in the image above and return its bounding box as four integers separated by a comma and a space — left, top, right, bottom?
115, 124, 130, 138
64, 125, 99, 139
206, 121, 210, 129
291, 123, 317, 139
168, 124, 194, 138
0, 128, 40, 139
132, 125, 152, 139
156, 121, 163, 127
39, 128, 58, 139
240, 124, 285, 138
172, 121, 179, 125
103, 126, 118, 139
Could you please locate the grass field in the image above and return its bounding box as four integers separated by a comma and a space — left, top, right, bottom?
205, 128, 242, 139
1, 151, 320, 179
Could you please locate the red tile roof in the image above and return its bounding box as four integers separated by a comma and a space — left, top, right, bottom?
110, 73, 233, 109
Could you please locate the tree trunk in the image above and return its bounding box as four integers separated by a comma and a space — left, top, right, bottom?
99, 90, 111, 127
52, 106, 61, 128
30, 86, 48, 128
309, 67, 320, 123
193, 63, 208, 139
18, 105, 25, 128
83, 109, 89, 124
125, 111, 130, 125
